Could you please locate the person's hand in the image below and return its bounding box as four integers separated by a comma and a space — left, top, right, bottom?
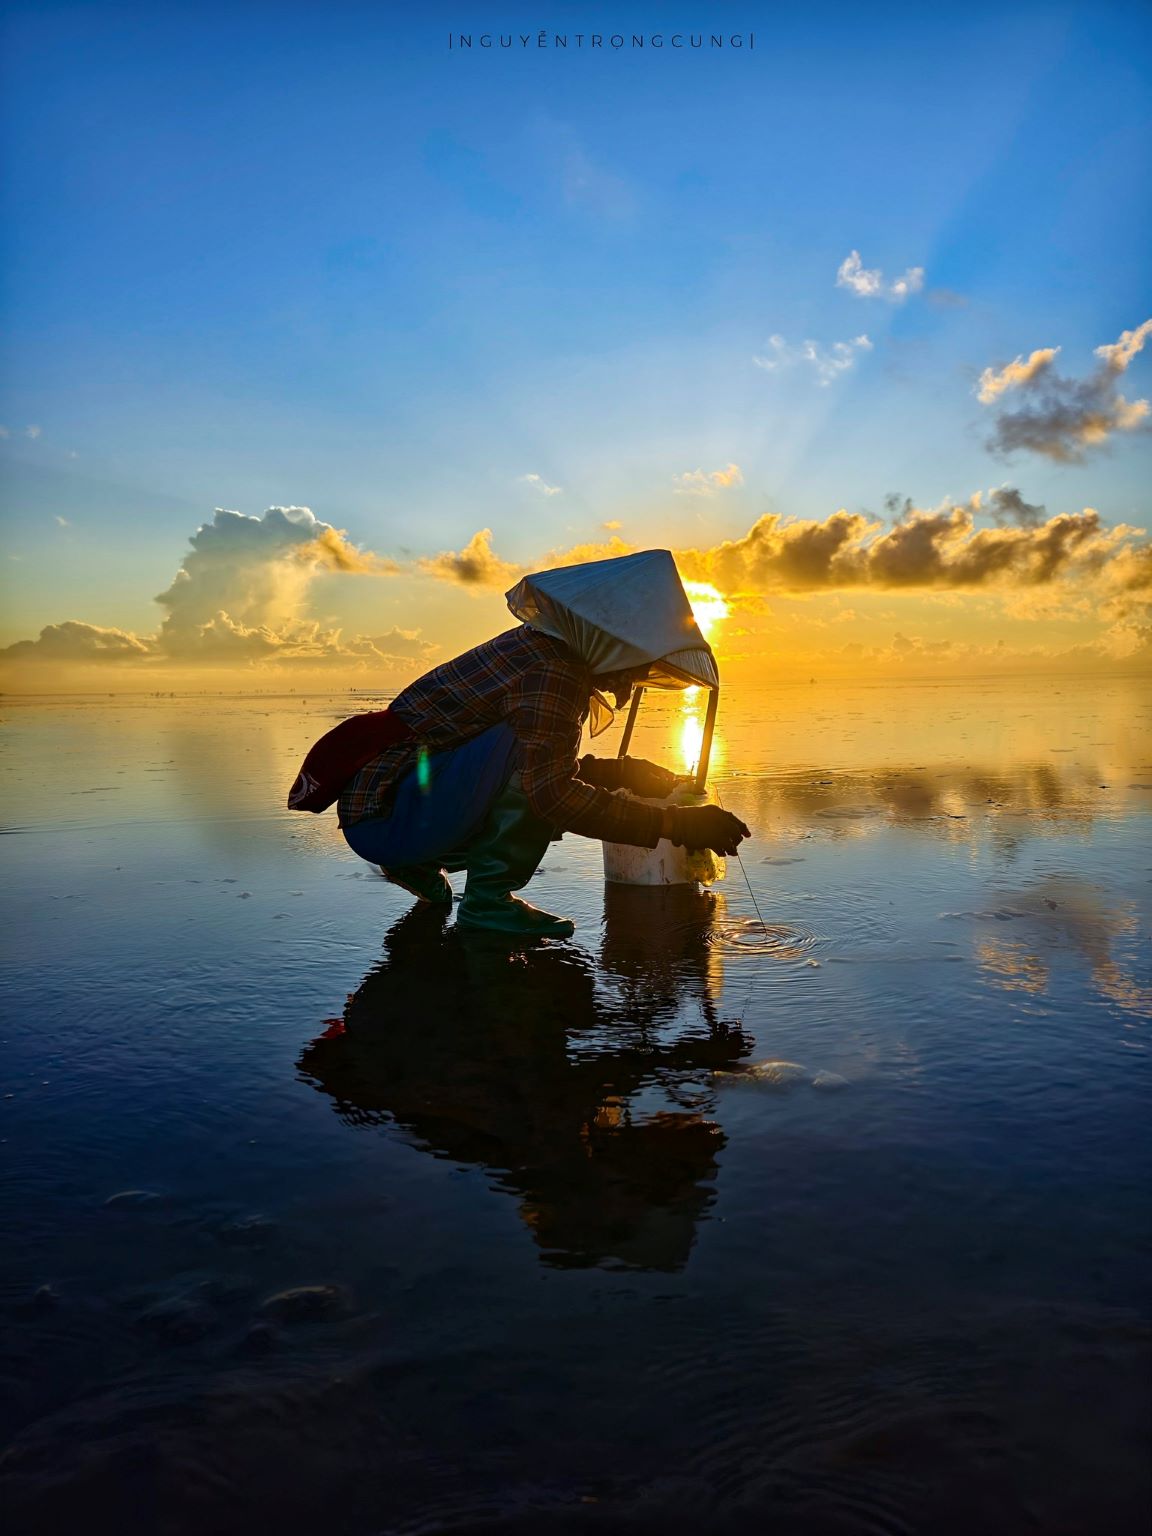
663, 804, 751, 855
616, 756, 679, 799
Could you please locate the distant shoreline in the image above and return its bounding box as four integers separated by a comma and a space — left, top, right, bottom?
2, 672, 1150, 702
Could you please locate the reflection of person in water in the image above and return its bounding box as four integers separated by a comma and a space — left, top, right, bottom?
600, 882, 729, 1036
298, 895, 752, 1271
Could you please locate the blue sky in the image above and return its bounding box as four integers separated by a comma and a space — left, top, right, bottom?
1, 0, 1150, 671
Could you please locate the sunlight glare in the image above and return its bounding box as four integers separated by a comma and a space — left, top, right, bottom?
679, 682, 705, 775
680, 710, 705, 774
684, 581, 729, 642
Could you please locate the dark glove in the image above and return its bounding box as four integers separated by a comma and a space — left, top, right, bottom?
664, 804, 751, 855
578, 755, 678, 799
615, 756, 679, 799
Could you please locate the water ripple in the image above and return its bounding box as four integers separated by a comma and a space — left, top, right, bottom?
705, 918, 819, 959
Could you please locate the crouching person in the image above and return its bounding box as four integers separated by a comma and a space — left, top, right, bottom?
288, 550, 750, 939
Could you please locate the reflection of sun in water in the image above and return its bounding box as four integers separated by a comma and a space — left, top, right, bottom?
680, 701, 704, 773
684, 581, 729, 642
658, 583, 728, 774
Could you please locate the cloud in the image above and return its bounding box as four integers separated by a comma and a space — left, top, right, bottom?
1095, 539, 1152, 624
978, 320, 1152, 461
1100, 540, 1152, 596
150, 614, 437, 667
673, 462, 745, 497
754, 333, 872, 385
675, 496, 1148, 600
926, 288, 968, 310
891, 631, 952, 655
1100, 618, 1152, 661
1095, 319, 1152, 370
419, 529, 641, 590
1, 620, 153, 663
24, 424, 42, 440
7, 494, 1148, 678
0, 425, 8, 438
678, 509, 877, 593
519, 473, 563, 497
836, 250, 925, 302
154, 506, 396, 658
419, 528, 524, 589
545, 533, 635, 567
2, 506, 420, 671
830, 629, 1146, 673
0, 615, 437, 671
602, 520, 622, 531
986, 487, 1045, 528
359, 627, 438, 662
54, 515, 71, 527
978, 348, 1060, 403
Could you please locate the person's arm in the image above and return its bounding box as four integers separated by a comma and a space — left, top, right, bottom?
511, 665, 751, 854
511, 666, 667, 848
577, 755, 678, 798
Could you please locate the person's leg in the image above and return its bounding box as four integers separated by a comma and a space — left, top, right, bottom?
342, 725, 520, 902
456, 771, 574, 939
377, 861, 454, 904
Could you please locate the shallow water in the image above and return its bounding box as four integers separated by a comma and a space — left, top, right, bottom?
2, 679, 1150, 1534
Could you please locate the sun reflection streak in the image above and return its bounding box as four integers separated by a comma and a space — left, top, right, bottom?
670, 686, 727, 779
680, 705, 705, 775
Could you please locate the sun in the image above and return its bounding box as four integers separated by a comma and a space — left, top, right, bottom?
684, 581, 729, 641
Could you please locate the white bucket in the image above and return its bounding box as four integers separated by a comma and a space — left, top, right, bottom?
602, 784, 726, 887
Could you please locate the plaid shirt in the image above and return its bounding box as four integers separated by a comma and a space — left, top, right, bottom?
338, 625, 664, 848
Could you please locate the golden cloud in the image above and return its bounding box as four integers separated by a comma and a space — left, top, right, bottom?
677, 501, 1145, 598
418, 528, 524, 588
673, 463, 745, 497
977, 347, 1061, 403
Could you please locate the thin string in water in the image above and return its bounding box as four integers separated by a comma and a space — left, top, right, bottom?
714, 786, 768, 930
683, 748, 767, 927
713, 783, 766, 1026
686, 758, 772, 1024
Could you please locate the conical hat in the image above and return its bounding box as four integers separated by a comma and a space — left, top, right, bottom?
506, 549, 719, 689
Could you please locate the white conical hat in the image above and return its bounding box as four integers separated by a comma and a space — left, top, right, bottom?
505, 549, 719, 689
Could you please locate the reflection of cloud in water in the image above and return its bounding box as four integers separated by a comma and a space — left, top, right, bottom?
623, 678, 1144, 795
976, 938, 1049, 995
715, 1059, 849, 1090
298, 897, 754, 1271
958, 876, 1150, 1016
723, 761, 1123, 856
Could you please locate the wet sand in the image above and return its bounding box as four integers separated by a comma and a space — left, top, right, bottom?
2, 680, 1149, 1533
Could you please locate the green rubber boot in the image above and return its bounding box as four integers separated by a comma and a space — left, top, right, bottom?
379, 863, 453, 904
457, 774, 575, 939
